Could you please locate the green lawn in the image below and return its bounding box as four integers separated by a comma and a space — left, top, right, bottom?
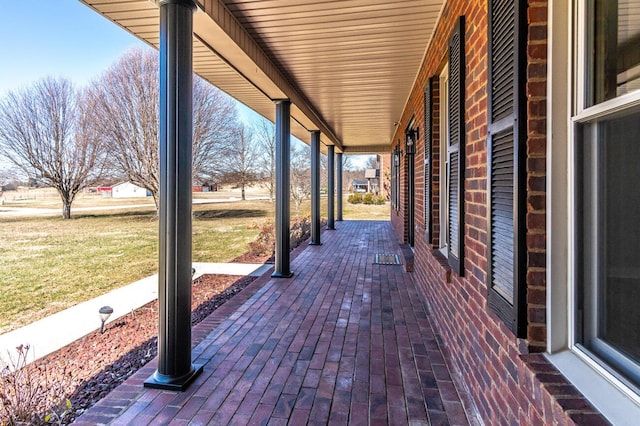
0, 195, 388, 334
295, 195, 390, 221
341, 199, 390, 220
0, 201, 271, 333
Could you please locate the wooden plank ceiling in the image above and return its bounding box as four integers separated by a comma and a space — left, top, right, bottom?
80, 0, 444, 153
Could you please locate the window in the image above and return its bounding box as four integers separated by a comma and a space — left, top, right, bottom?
439, 65, 450, 253
422, 18, 464, 273
574, 0, 640, 389
548, 0, 640, 420
486, 0, 527, 335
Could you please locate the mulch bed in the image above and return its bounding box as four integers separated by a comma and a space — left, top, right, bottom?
66, 273, 260, 422
1, 254, 270, 425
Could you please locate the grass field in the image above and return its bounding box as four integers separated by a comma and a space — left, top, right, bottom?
0, 195, 388, 333
0, 201, 271, 333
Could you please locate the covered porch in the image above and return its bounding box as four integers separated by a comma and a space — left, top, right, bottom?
74, 221, 476, 425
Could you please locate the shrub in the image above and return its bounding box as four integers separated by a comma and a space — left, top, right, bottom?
373, 195, 387, 205
290, 216, 311, 248
247, 217, 326, 259
247, 221, 275, 257
362, 193, 375, 204
348, 193, 363, 204
0, 344, 73, 425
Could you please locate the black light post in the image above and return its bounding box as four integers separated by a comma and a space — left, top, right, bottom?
99, 306, 113, 334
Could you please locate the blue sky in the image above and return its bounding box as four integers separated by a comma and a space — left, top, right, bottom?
0, 0, 263, 126
0, 0, 149, 96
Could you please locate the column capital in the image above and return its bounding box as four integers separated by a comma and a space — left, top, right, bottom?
159, 0, 197, 8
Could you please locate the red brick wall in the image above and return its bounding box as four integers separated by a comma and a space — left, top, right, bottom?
525, 0, 548, 353
389, 0, 606, 423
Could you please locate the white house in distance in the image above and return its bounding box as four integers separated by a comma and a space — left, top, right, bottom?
111, 182, 151, 198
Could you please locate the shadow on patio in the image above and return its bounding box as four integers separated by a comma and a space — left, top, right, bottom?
75, 221, 476, 425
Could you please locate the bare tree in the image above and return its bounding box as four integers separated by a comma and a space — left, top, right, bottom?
192, 75, 239, 185
320, 153, 329, 192
220, 124, 261, 200
254, 118, 276, 202
290, 142, 311, 215
319, 151, 351, 194
0, 78, 104, 219
341, 155, 354, 171
89, 48, 238, 207
89, 49, 160, 205
365, 155, 379, 169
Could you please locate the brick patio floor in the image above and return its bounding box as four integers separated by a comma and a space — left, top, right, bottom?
75, 221, 476, 425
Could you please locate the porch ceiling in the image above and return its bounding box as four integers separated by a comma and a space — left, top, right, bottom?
80, 0, 444, 153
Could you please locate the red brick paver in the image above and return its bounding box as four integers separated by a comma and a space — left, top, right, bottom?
75, 221, 472, 425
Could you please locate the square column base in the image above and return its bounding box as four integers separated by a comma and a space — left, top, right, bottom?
144, 363, 203, 391
271, 271, 294, 278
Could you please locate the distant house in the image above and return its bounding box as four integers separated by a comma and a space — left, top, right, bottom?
352, 179, 368, 193
364, 168, 380, 194
192, 183, 218, 192
111, 182, 151, 198
96, 186, 113, 197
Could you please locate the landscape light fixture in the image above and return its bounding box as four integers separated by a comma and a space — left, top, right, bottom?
99, 306, 113, 334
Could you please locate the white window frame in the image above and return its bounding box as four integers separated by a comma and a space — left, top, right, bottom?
546, 0, 640, 423
439, 64, 449, 254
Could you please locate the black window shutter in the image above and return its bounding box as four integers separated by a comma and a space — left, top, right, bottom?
396, 146, 400, 209
424, 78, 433, 243
448, 16, 465, 275
487, 0, 527, 337
392, 148, 397, 209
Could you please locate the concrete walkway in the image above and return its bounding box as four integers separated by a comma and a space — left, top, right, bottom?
0, 262, 272, 365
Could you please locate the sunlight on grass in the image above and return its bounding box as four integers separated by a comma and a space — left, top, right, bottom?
0, 201, 273, 333
342, 199, 390, 220
295, 195, 390, 221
